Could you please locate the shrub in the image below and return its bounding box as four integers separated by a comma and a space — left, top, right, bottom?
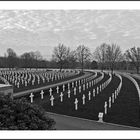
0, 95, 55, 130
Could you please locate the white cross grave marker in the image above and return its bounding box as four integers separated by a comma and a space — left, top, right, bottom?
72, 82, 74, 88
56, 86, 59, 94
49, 88, 53, 96
74, 88, 76, 95
104, 101, 107, 114
68, 83, 70, 90
63, 84, 65, 92
88, 91, 91, 100
76, 81, 77, 86
17, 82, 20, 88
82, 94, 86, 105
60, 92, 63, 102
74, 98, 78, 110
83, 84, 85, 91
79, 80, 80, 85
50, 95, 54, 106
30, 93, 34, 103
68, 90, 71, 98
92, 80, 94, 86
93, 89, 95, 97
109, 97, 111, 108
112, 93, 114, 103
97, 86, 99, 94
25, 81, 27, 87
79, 86, 81, 93
115, 90, 117, 99
86, 82, 88, 89
40, 90, 44, 99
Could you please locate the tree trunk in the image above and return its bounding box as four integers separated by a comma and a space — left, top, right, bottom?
81, 56, 84, 74
111, 63, 114, 74
60, 61, 63, 72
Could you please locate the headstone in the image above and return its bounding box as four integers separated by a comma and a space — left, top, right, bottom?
32, 80, 34, 85
40, 90, 44, 99
97, 86, 99, 94
68, 83, 70, 90
79, 86, 81, 93
109, 97, 111, 108
82, 94, 86, 105
79, 80, 80, 85
30, 93, 34, 103
63, 84, 65, 92
17, 82, 20, 88
50, 95, 54, 106
83, 84, 85, 91
86, 82, 88, 89
76, 81, 77, 86
88, 82, 91, 88
25, 81, 27, 87
60, 92, 63, 102
98, 112, 103, 122
112, 93, 114, 103
93, 89, 95, 97
104, 101, 107, 114
74, 98, 78, 110
88, 91, 91, 100
72, 82, 74, 88
92, 80, 94, 86
115, 90, 117, 99
68, 90, 71, 98
56, 86, 59, 94
49, 88, 52, 96
74, 87, 76, 95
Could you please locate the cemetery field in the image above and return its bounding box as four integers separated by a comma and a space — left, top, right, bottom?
13, 70, 140, 128
1, 68, 140, 128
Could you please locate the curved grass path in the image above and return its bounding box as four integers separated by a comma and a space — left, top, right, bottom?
105, 75, 140, 128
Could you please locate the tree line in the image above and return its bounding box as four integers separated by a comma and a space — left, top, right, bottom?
0, 43, 140, 73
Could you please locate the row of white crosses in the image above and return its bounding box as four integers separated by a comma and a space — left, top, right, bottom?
29, 71, 111, 111
73, 72, 114, 111
73, 73, 106, 110
0, 69, 79, 89
73, 72, 110, 110
100, 74, 122, 122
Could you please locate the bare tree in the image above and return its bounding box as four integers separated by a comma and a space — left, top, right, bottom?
76, 45, 91, 73
94, 43, 108, 71
34, 51, 43, 61
52, 43, 70, 71
106, 43, 122, 73
6, 48, 18, 68
125, 47, 140, 74
66, 50, 77, 69
7, 48, 17, 58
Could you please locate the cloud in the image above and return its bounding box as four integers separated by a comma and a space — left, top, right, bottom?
0, 10, 140, 58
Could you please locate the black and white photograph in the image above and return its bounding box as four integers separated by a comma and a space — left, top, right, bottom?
0, 1, 140, 139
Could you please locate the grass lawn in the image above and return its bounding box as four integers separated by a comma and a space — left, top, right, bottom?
15, 71, 140, 128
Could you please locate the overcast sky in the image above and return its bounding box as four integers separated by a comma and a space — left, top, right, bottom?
0, 10, 140, 60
